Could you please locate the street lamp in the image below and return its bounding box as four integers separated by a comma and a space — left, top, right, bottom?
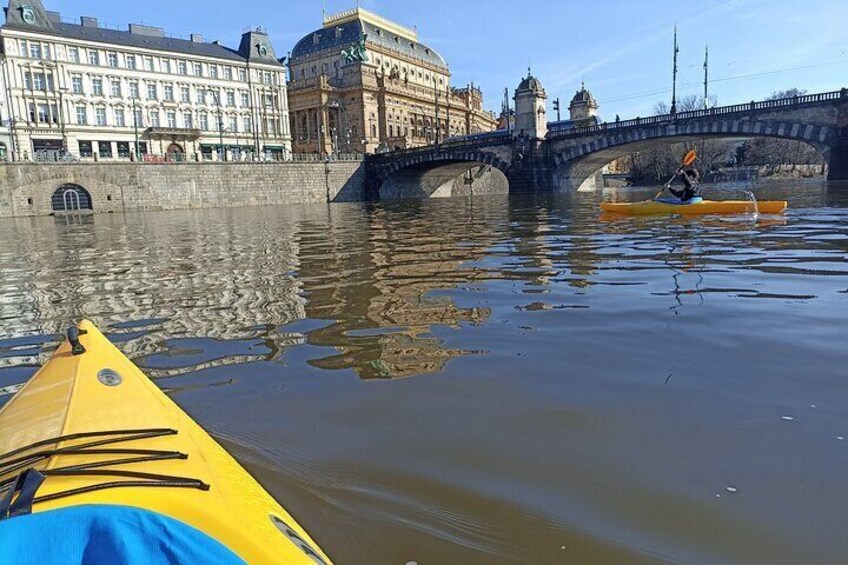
205, 89, 225, 162
131, 96, 142, 161
328, 100, 351, 155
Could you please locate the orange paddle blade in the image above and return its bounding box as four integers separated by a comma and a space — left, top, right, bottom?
683, 150, 697, 166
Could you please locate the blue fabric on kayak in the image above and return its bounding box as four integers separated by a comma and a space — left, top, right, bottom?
0, 504, 245, 565
655, 196, 704, 205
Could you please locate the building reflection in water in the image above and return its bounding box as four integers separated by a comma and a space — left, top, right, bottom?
0, 202, 504, 380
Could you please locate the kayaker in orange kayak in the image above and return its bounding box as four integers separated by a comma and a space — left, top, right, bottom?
667, 165, 701, 202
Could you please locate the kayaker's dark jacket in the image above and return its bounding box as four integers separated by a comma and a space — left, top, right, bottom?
669, 168, 701, 201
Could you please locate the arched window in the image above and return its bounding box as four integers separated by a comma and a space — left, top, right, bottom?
51, 184, 92, 212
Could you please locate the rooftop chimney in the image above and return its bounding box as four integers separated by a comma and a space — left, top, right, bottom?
80, 16, 98, 28
190, 33, 203, 43
129, 24, 165, 37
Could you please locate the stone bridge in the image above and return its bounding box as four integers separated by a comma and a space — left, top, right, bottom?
367, 89, 848, 197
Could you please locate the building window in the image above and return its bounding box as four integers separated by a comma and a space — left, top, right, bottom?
178, 60, 187, 75
29, 42, 42, 59
166, 111, 176, 128
196, 88, 205, 104
147, 83, 157, 100
240, 91, 249, 107
98, 141, 112, 158
243, 116, 252, 133
263, 71, 271, 85
68, 46, 80, 63
162, 59, 172, 74
229, 116, 237, 132
114, 108, 125, 127
199, 112, 209, 130
209, 65, 218, 79
238, 68, 246, 82
224, 67, 232, 81
126, 54, 136, 69
193, 62, 203, 77
88, 50, 99, 66
19, 39, 27, 57
107, 52, 118, 67
117, 141, 130, 158
133, 108, 143, 127
181, 86, 190, 103
71, 75, 83, 94
129, 81, 139, 98
164, 84, 174, 101
110, 79, 121, 97
92, 78, 103, 96
183, 112, 193, 129
149, 110, 160, 127
144, 56, 154, 71
37, 103, 49, 123
76, 106, 87, 125
226, 90, 235, 107
95, 107, 107, 126
78, 140, 93, 157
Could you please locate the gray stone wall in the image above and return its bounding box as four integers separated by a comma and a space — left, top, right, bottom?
0, 161, 365, 218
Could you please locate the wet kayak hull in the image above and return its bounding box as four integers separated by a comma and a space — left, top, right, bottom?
0, 320, 332, 564
601, 199, 788, 215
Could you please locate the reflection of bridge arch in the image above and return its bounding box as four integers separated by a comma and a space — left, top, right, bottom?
376, 150, 512, 199
51, 183, 93, 213
549, 118, 832, 190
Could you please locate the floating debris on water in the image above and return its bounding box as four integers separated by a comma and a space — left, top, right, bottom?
782, 416, 795, 421
726, 486, 739, 494
837, 436, 845, 441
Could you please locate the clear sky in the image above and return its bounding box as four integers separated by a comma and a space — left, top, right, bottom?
48, 0, 848, 120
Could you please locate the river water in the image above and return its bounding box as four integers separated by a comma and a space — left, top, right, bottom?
1, 180, 847, 564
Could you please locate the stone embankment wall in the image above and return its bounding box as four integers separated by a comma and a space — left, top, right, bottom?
0, 161, 365, 218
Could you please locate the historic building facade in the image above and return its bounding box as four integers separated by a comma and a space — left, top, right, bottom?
287, 8, 498, 155
0, 0, 290, 161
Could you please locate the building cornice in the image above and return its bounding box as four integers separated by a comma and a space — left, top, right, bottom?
323, 8, 417, 42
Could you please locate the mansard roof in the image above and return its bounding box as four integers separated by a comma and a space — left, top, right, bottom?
291, 9, 447, 70
2, 0, 283, 66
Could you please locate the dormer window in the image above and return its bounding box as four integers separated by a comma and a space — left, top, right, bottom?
335, 27, 342, 39
394, 36, 399, 43
312, 33, 321, 45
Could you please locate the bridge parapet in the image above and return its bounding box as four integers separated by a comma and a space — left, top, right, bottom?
548, 89, 848, 139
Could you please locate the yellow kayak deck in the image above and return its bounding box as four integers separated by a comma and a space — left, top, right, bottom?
601, 199, 788, 215
0, 320, 332, 564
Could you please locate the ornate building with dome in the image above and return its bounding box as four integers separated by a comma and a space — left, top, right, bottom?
286, 7, 498, 155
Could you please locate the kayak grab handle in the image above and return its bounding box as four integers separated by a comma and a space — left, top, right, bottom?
67, 326, 88, 356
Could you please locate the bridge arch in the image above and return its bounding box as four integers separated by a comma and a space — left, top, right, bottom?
375, 149, 512, 199
549, 118, 833, 190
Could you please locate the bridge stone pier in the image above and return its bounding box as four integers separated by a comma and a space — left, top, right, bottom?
366, 79, 848, 197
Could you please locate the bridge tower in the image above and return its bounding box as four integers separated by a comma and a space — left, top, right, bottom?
569, 82, 599, 127
513, 70, 547, 140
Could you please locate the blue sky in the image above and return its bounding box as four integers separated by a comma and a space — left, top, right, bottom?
49, 0, 848, 120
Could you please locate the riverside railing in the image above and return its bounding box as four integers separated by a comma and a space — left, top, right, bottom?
8, 153, 365, 165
